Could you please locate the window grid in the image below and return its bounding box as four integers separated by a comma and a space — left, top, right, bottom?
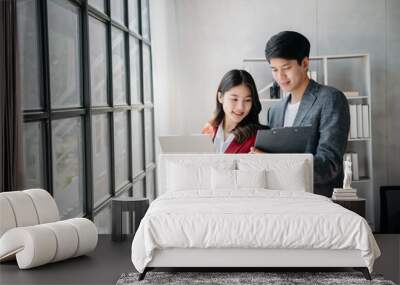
20, 0, 156, 221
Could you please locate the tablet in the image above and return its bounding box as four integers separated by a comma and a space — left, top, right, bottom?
159, 135, 216, 153
255, 126, 313, 153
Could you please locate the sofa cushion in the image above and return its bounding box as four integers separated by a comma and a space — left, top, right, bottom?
0, 189, 59, 238
24, 189, 59, 223
0, 196, 17, 237
0, 192, 39, 228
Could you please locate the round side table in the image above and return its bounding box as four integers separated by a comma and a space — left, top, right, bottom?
111, 197, 149, 242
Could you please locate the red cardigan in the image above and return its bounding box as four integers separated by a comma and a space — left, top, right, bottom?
201, 123, 256, 154
224, 134, 256, 154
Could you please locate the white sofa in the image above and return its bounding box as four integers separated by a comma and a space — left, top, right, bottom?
0, 189, 98, 269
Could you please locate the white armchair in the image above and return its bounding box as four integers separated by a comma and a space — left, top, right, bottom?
0, 189, 98, 269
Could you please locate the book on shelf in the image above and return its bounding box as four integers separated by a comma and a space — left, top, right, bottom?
362, 105, 370, 138
348, 104, 370, 139
349, 105, 357, 138
332, 187, 358, 200
333, 192, 357, 196
357, 104, 363, 137
332, 195, 359, 200
334, 188, 357, 193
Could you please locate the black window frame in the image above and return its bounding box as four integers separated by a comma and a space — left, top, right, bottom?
18, 0, 156, 223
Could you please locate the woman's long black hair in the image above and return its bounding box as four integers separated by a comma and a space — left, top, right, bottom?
211, 69, 267, 144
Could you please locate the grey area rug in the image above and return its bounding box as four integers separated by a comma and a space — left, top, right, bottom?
116, 271, 396, 285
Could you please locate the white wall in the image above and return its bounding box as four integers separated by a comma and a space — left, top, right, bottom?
150, 0, 400, 229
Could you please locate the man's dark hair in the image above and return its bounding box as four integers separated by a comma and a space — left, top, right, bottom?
265, 31, 310, 64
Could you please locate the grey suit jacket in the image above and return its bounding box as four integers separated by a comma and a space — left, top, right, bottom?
267, 79, 350, 196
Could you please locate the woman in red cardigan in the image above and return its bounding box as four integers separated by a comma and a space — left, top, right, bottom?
202, 69, 268, 153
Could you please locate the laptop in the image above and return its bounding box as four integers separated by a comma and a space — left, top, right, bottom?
255, 126, 313, 153
159, 135, 216, 153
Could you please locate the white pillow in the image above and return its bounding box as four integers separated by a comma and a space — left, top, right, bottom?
211, 168, 236, 190
237, 158, 308, 191
211, 168, 267, 190
167, 162, 210, 191
267, 163, 306, 191
236, 169, 267, 189
166, 159, 236, 191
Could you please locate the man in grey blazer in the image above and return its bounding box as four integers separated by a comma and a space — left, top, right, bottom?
261, 31, 350, 197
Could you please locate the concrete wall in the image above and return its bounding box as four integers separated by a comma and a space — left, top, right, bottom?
386, 0, 400, 185
150, 0, 400, 229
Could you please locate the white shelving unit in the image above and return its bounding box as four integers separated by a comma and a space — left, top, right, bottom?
243, 54, 375, 228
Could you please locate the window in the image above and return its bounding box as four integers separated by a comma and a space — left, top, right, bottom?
129, 36, 141, 104
17, 0, 156, 231
48, 0, 82, 109
142, 44, 152, 103
110, 0, 125, 25
144, 109, 155, 163
17, 0, 42, 110
88, 0, 105, 13
131, 110, 145, 176
89, 17, 108, 106
52, 117, 85, 219
113, 111, 129, 188
23, 122, 44, 188
141, 0, 150, 40
92, 114, 111, 207
128, 0, 139, 34
112, 28, 127, 105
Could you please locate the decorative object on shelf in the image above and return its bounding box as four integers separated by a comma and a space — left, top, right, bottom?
343, 153, 360, 181
332, 157, 359, 200
343, 156, 353, 189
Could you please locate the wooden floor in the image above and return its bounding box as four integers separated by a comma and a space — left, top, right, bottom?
1, 234, 398, 285
0, 235, 134, 285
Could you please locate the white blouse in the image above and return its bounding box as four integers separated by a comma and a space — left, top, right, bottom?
213, 123, 235, 153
